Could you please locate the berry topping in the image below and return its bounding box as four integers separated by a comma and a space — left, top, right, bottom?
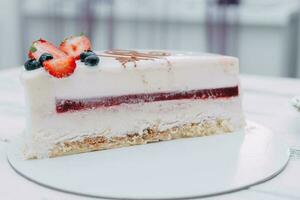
24, 59, 42, 71
43, 56, 76, 78
28, 39, 67, 60
59, 35, 92, 60
80, 50, 96, 62
38, 53, 53, 64
84, 55, 99, 66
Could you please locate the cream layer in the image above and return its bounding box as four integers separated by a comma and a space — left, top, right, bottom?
24, 97, 244, 158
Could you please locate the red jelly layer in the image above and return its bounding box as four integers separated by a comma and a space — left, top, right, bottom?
56, 86, 239, 113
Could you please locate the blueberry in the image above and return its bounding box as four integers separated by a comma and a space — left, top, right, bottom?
84, 55, 99, 66
80, 50, 96, 62
24, 59, 42, 71
39, 53, 53, 64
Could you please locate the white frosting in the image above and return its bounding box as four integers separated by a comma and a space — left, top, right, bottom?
21, 50, 239, 114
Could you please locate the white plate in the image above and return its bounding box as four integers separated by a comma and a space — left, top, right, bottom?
7, 121, 290, 199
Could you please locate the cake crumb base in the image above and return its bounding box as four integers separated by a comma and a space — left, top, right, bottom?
46, 119, 234, 158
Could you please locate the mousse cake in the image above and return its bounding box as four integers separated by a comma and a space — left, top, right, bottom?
21, 35, 245, 159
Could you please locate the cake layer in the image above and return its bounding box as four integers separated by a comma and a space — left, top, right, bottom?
24, 98, 244, 158
56, 86, 239, 113
49, 119, 234, 158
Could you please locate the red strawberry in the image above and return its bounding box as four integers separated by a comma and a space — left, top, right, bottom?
59, 35, 92, 60
43, 56, 76, 78
28, 39, 67, 60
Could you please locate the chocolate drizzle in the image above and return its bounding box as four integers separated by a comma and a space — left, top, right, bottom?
97, 49, 171, 67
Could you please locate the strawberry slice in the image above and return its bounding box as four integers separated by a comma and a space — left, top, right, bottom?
59, 35, 92, 60
28, 39, 67, 60
43, 56, 76, 78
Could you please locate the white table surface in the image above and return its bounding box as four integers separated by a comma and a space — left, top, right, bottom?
1, 67, 300, 200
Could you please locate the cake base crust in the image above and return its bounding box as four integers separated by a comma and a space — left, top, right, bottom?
47, 119, 234, 158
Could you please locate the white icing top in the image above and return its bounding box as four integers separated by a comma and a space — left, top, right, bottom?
21, 50, 239, 100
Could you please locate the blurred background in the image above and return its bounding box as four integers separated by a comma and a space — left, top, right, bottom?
1, 0, 300, 77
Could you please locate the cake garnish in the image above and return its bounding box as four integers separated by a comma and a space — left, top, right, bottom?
43, 56, 76, 78
98, 49, 170, 67
25, 38, 70, 74
38, 53, 54, 64
28, 39, 67, 60
79, 50, 100, 66
59, 35, 92, 60
80, 50, 96, 62
84, 54, 100, 66
24, 59, 42, 71
24, 35, 99, 76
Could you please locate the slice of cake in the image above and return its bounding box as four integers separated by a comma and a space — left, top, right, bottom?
21, 35, 245, 159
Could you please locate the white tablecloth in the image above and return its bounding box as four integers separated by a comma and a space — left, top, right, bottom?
1, 68, 300, 200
